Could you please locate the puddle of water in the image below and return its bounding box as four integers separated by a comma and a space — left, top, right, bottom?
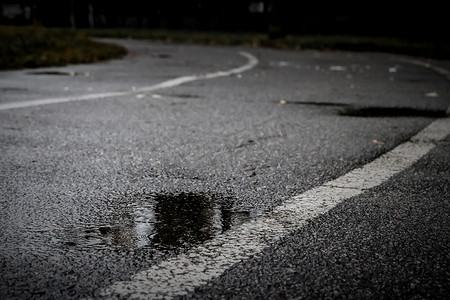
58, 192, 253, 251
338, 106, 447, 118
152, 192, 222, 249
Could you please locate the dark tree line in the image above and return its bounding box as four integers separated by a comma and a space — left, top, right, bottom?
2, 1, 448, 41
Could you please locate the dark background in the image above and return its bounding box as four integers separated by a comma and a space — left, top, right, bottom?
1, 1, 448, 40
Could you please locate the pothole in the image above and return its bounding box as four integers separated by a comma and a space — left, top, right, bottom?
278, 100, 349, 107
167, 93, 201, 99
153, 54, 172, 59
338, 106, 447, 118
0, 87, 28, 92
58, 192, 254, 251
276, 101, 448, 118
28, 71, 90, 77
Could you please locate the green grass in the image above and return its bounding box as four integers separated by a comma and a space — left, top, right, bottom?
0, 26, 127, 70
1, 26, 448, 71
83, 28, 268, 47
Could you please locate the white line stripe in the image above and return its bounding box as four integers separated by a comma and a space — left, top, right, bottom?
0, 51, 258, 111
0, 92, 128, 111
397, 57, 450, 80
136, 52, 258, 92
95, 63, 450, 300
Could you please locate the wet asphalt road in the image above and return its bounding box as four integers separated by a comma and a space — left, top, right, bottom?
1, 39, 449, 299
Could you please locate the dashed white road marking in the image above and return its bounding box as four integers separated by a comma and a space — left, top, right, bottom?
0, 51, 258, 111
96, 61, 450, 299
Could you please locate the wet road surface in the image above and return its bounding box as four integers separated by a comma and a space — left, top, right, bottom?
1, 39, 449, 299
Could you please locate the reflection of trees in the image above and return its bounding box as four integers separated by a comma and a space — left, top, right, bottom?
59, 192, 236, 251
218, 199, 233, 233
152, 192, 215, 250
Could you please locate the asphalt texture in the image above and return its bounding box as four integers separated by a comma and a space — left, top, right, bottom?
185, 141, 450, 299
1, 39, 449, 299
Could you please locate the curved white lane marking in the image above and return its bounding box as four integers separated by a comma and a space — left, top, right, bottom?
397, 57, 450, 80
95, 61, 450, 299
135, 52, 258, 93
0, 51, 258, 111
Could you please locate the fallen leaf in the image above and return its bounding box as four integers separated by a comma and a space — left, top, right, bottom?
373, 139, 384, 145
425, 91, 439, 97
329, 66, 346, 71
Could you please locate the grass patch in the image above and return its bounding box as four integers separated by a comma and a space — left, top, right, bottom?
1, 26, 448, 70
0, 26, 127, 70
83, 28, 267, 47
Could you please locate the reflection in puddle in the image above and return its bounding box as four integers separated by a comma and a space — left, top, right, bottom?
134, 206, 155, 248
152, 192, 217, 249
59, 192, 253, 251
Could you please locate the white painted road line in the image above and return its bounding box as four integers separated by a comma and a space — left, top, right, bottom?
136, 52, 258, 93
95, 61, 450, 299
0, 92, 128, 111
0, 51, 258, 111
